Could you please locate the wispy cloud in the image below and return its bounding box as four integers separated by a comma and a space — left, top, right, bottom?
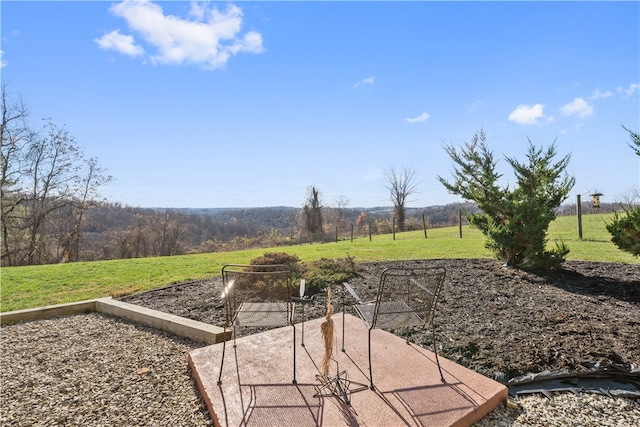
94, 0, 263, 69
467, 100, 484, 112
587, 89, 613, 100
618, 83, 639, 98
507, 104, 546, 125
561, 97, 594, 118
353, 76, 375, 88
405, 112, 430, 123
94, 30, 143, 57
0, 50, 6, 68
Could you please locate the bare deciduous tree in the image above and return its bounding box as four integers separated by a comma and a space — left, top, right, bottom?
23, 119, 81, 264
62, 157, 113, 261
301, 186, 324, 241
1, 85, 112, 265
385, 166, 419, 232
150, 210, 183, 256
1, 83, 34, 266
333, 195, 350, 229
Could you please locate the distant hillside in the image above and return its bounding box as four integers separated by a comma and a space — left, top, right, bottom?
168, 202, 480, 230
17, 199, 612, 265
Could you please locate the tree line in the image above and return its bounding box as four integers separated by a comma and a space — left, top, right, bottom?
0, 198, 479, 265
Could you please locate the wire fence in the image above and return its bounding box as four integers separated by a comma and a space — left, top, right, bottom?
291, 211, 616, 245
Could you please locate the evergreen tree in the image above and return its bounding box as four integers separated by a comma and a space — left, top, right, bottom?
606, 125, 640, 257
438, 130, 575, 270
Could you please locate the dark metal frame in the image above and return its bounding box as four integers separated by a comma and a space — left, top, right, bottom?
217, 264, 298, 385
341, 266, 447, 389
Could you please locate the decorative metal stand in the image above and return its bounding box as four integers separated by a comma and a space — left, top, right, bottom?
313, 359, 368, 405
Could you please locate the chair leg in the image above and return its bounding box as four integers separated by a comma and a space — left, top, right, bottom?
301, 304, 305, 348
232, 324, 237, 348
292, 324, 297, 384
432, 325, 445, 382
341, 308, 346, 352
217, 326, 227, 385
367, 328, 374, 390
341, 290, 346, 352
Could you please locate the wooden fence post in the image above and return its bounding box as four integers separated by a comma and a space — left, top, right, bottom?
577, 194, 583, 240
392, 217, 396, 241
422, 213, 427, 239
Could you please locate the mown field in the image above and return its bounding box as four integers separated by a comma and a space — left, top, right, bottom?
1, 213, 637, 312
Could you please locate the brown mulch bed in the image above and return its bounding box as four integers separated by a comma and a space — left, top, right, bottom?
120, 258, 640, 381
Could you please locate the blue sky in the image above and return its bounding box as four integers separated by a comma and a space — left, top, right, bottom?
2, 1, 639, 209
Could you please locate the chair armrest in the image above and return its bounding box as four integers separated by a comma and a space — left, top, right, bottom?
342, 282, 362, 304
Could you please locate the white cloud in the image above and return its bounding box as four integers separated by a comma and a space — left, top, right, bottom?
96, 0, 263, 69
618, 83, 639, 97
405, 112, 430, 123
467, 100, 484, 112
94, 30, 144, 56
0, 50, 6, 68
507, 104, 546, 125
353, 76, 375, 88
561, 97, 594, 118
587, 89, 613, 100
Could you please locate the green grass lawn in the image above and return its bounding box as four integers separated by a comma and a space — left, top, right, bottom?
1, 213, 637, 312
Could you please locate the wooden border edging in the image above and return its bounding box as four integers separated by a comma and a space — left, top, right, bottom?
0, 300, 98, 325
1, 298, 229, 345
95, 298, 229, 344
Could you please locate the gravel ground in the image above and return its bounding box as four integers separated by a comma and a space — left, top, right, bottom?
0, 313, 212, 426
474, 393, 640, 426
2, 258, 639, 426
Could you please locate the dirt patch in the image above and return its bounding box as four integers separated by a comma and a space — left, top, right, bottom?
120, 258, 640, 381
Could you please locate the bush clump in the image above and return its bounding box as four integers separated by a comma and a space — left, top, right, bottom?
606, 206, 640, 257
301, 255, 357, 294
247, 252, 357, 296
249, 252, 302, 273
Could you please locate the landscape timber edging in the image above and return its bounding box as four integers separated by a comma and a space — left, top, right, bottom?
0, 297, 229, 344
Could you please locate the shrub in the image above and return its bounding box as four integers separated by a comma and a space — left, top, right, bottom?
301, 256, 357, 294
606, 206, 640, 257
244, 252, 357, 297
250, 252, 301, 273
243, 252, 302, 296
605, 126, 640, 257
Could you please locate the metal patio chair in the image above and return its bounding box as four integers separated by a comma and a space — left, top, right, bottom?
217, 264, 301, 385
341, 266, 447, 389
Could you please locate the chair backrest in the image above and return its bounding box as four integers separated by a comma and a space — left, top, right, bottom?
221, 263, 293, 302
221, 264, 293, 323
372, 266, 446, 329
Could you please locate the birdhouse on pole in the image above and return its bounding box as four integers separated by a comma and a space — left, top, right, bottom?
590, 192, 603, 208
